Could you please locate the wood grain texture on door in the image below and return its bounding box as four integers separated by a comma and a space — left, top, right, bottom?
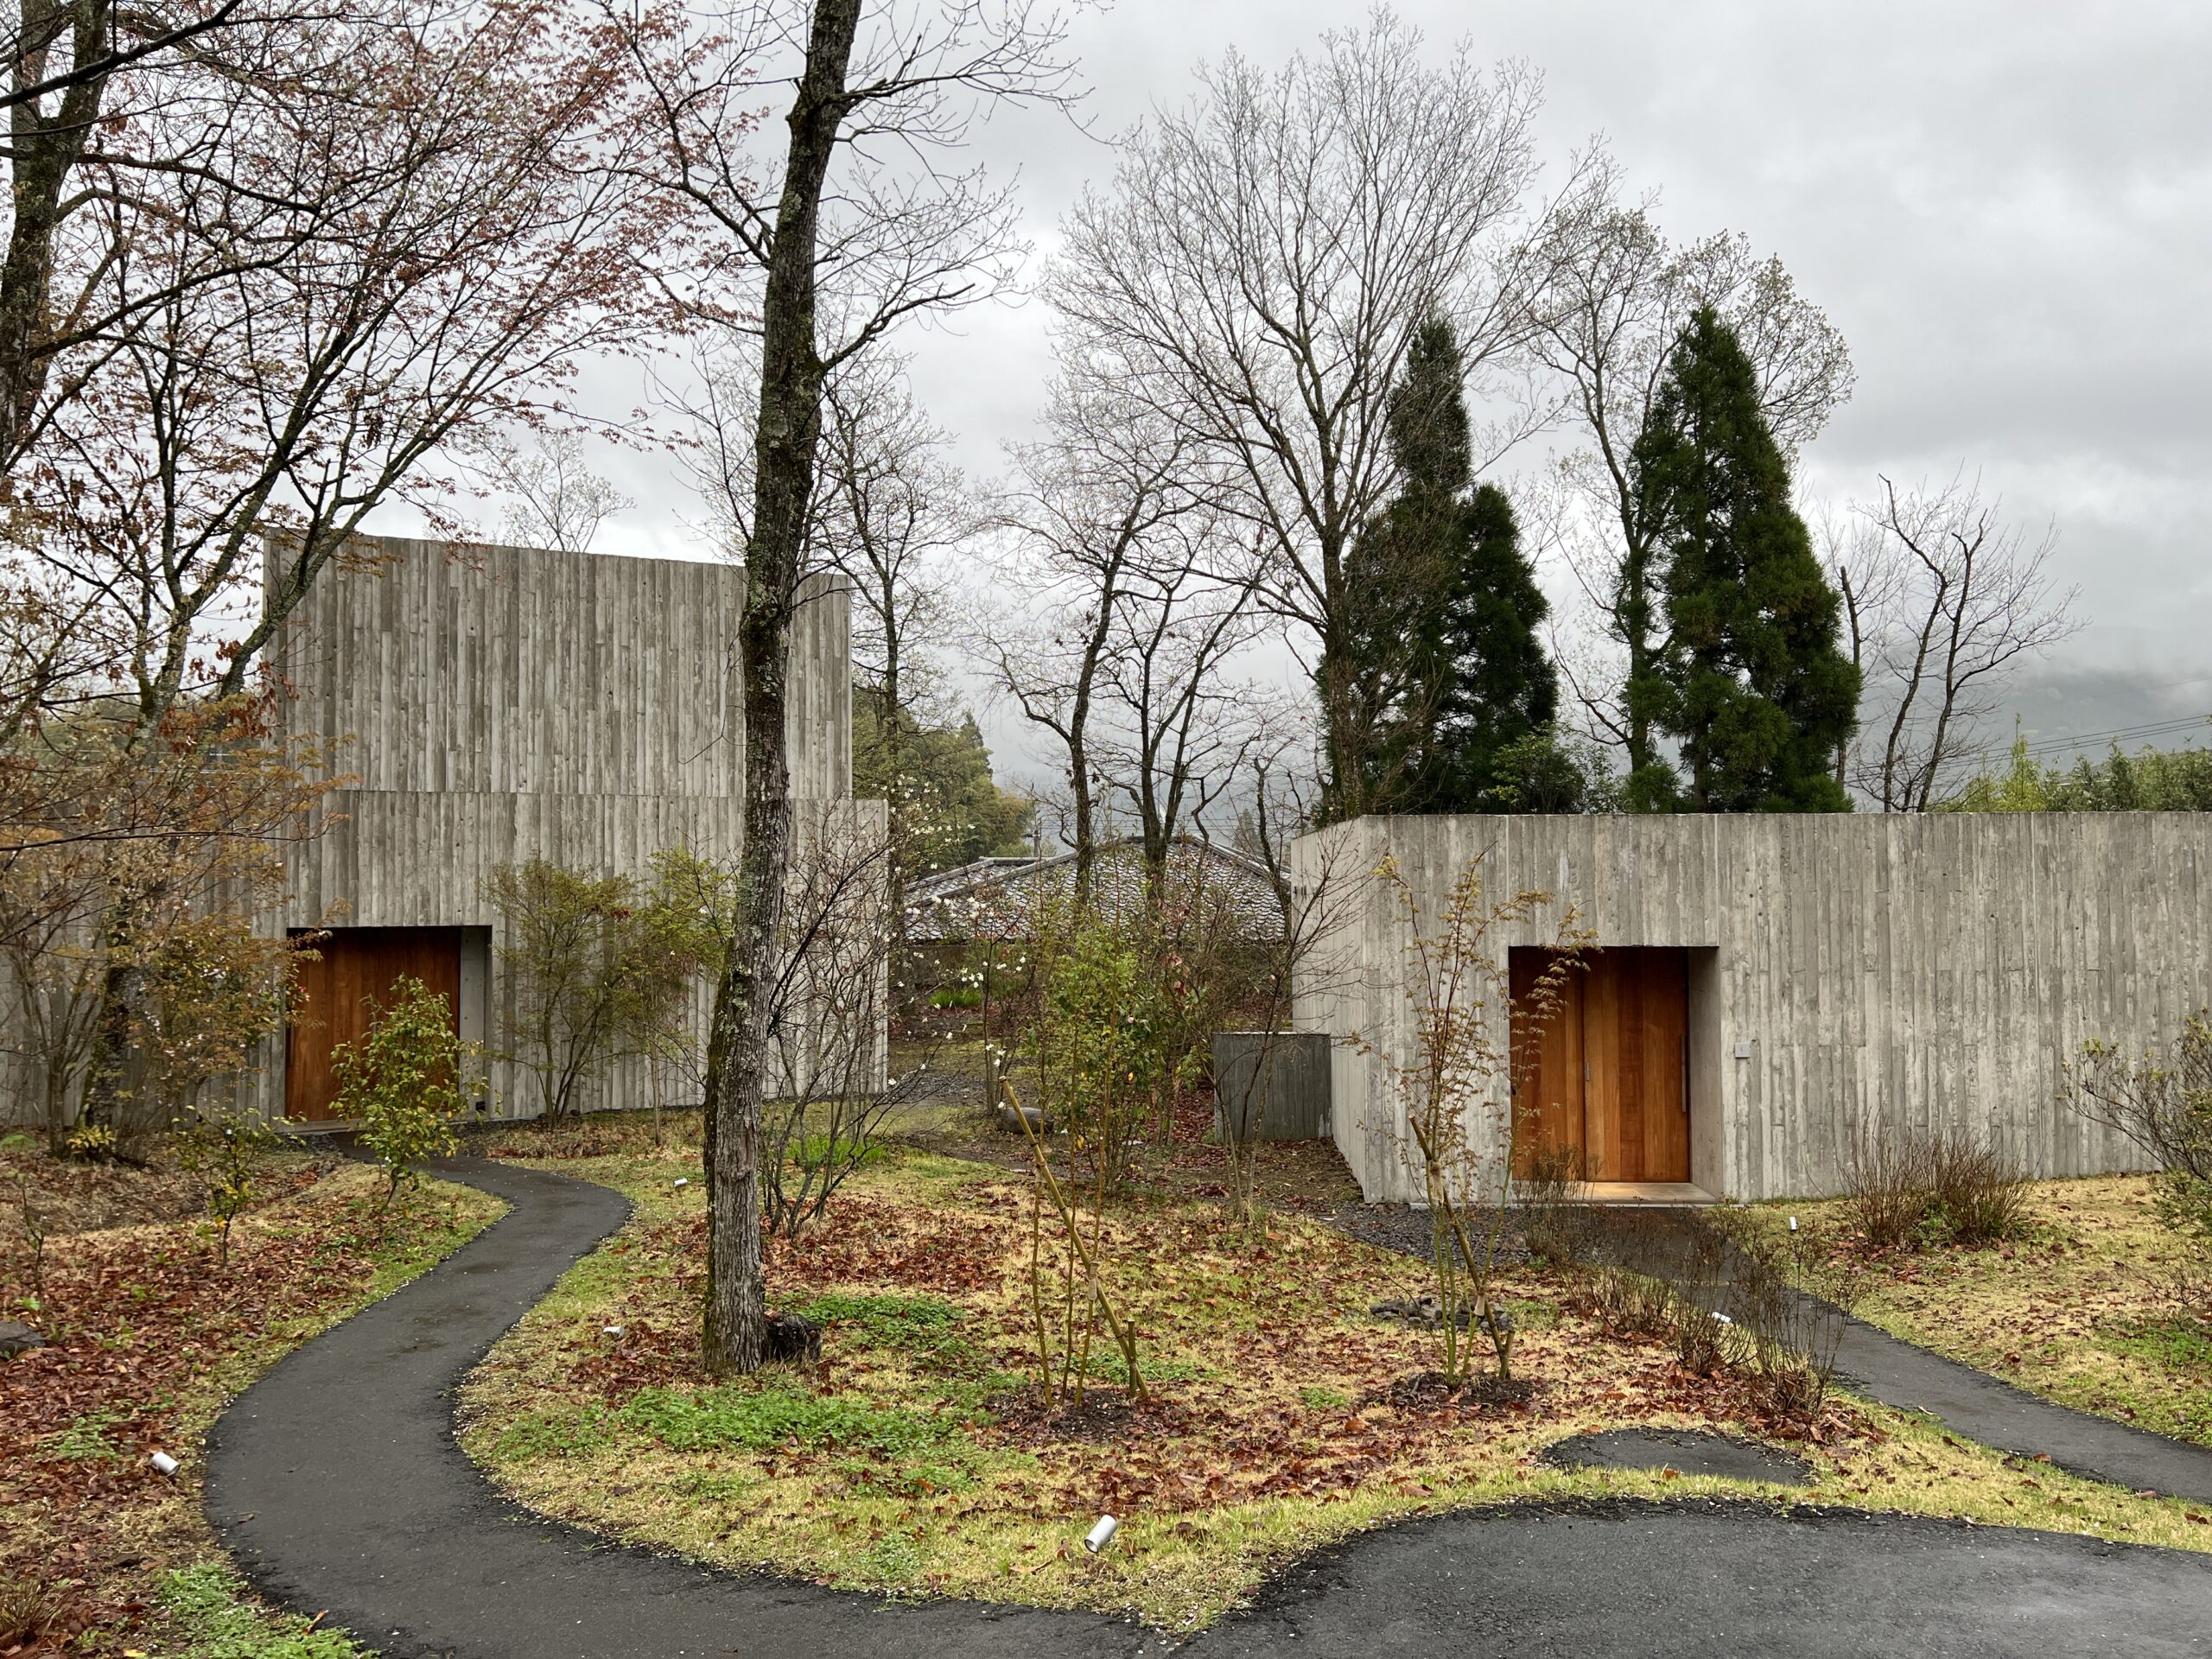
284, 928, 462, 1121
1511, 947, 1689, 1183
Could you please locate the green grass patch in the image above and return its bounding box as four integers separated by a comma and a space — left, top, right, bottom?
157, 1562, 361, 1658
2104, 1318, 2212, 1373
800, 1291, 963, 1348
621, 1378, 960, 1458
489, 1402, 621, 1462
44, 1405, 130, 1462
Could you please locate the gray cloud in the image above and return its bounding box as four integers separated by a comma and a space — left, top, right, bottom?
565, 2, 2212, 774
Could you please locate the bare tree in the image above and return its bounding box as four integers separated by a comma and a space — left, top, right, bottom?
1049, 11, 1586, 821
1827, 472, 2080, 810
1087, 548, 1271, 879
982, 359, 1205, 895
1527, 196, 1854, 778
474, 430, 636, 554
814, 351, 969, 799
618, 0, 1081, 1375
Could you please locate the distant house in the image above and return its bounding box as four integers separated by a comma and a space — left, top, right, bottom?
257, 535, 876, 1123
905, 836, 1286, 948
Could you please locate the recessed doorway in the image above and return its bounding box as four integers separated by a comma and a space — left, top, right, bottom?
1510, 947, 1690, 1184
283, 927, 463, 1122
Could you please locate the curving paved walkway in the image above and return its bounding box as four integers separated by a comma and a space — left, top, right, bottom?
1832, 1317, 2212, 1503
206, 1160, 2212, 1658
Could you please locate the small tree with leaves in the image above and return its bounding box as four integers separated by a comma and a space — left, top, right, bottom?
174, 1107, 280, 1268
486, 860, 680, 1123
332, 977, 474, 1210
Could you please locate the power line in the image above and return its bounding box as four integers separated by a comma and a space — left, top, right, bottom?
1945, 712, 2212, 766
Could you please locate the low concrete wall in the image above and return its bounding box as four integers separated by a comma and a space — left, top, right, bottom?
1292, 814, 2209, 1202
1211, 1033, 1332, 1142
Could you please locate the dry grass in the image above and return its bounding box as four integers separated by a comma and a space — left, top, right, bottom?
461, 1136, 2212, 1632
0, 1141, 504, 1654
1796, 1174, 2212, 1446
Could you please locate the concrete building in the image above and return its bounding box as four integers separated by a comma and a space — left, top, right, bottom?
259, 535, 870, 1122
1294, 812, 2208, 1203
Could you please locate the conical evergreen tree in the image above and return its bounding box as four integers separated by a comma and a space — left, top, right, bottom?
1341, 317, 1573, 812
1630, 307, 1859, 812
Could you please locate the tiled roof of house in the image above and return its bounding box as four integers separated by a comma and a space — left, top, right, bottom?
906, 836, 1285, 943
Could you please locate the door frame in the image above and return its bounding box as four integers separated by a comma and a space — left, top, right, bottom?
1510, 945, 1694, 1185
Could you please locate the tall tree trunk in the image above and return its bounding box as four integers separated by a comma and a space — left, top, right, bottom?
1068, 596, 1111, 903
700, 0, 860, 1376
0, 0, 111, 479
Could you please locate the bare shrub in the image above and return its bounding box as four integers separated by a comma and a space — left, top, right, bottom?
1573, 1205, 1854, 1426
1518, 1142, 1596, 1267
1842, 1128, 1936, 1252
1844, 1126, 2028, 1252
761, 812, 916, 1242
2063, 1014, 2212, 1182
1923, 1136, 2031, 1248
1662, 1217, 1738, 1376
1707, 1210, 1857, 1425
1587, 1262, 1674, 1338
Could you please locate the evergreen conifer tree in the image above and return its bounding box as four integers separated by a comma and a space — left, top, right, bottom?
1340, 317, 1572, 812
1630, 307, 1859, 811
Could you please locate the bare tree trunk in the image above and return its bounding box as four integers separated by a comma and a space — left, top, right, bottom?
699, 0, 860, 1377
0, 0, 111, 477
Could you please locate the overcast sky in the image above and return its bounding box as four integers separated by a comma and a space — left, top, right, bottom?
566, 1, 2212, 784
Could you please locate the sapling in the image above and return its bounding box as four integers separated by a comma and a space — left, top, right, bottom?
175, 1107, 278, 1268
1355, 852, 1587, 1386
332, 976, 476, 1211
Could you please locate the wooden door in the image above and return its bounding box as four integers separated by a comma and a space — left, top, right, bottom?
284, 928, 462, 1121
1512, 947, 1688, 1183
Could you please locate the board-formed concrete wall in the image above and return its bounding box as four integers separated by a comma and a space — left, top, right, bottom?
257, 535, 874, 1120
1292, 813, 2210, 1203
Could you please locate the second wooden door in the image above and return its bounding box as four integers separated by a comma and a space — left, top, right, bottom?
1511, 947, 1688, 1183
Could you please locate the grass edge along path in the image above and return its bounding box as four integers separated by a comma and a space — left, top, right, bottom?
460, 1142, 2212, 1632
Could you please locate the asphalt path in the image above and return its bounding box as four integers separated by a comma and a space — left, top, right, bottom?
204, 1158, 2212, 1656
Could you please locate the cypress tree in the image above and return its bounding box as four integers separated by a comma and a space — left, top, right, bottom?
1630, 307, 1859, 812
1341, 317, 1573, 813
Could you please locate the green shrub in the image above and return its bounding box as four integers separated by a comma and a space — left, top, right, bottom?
174, 1106, 279, 1266
332, 976, 474, 1208
62, 1122, 117, 1162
